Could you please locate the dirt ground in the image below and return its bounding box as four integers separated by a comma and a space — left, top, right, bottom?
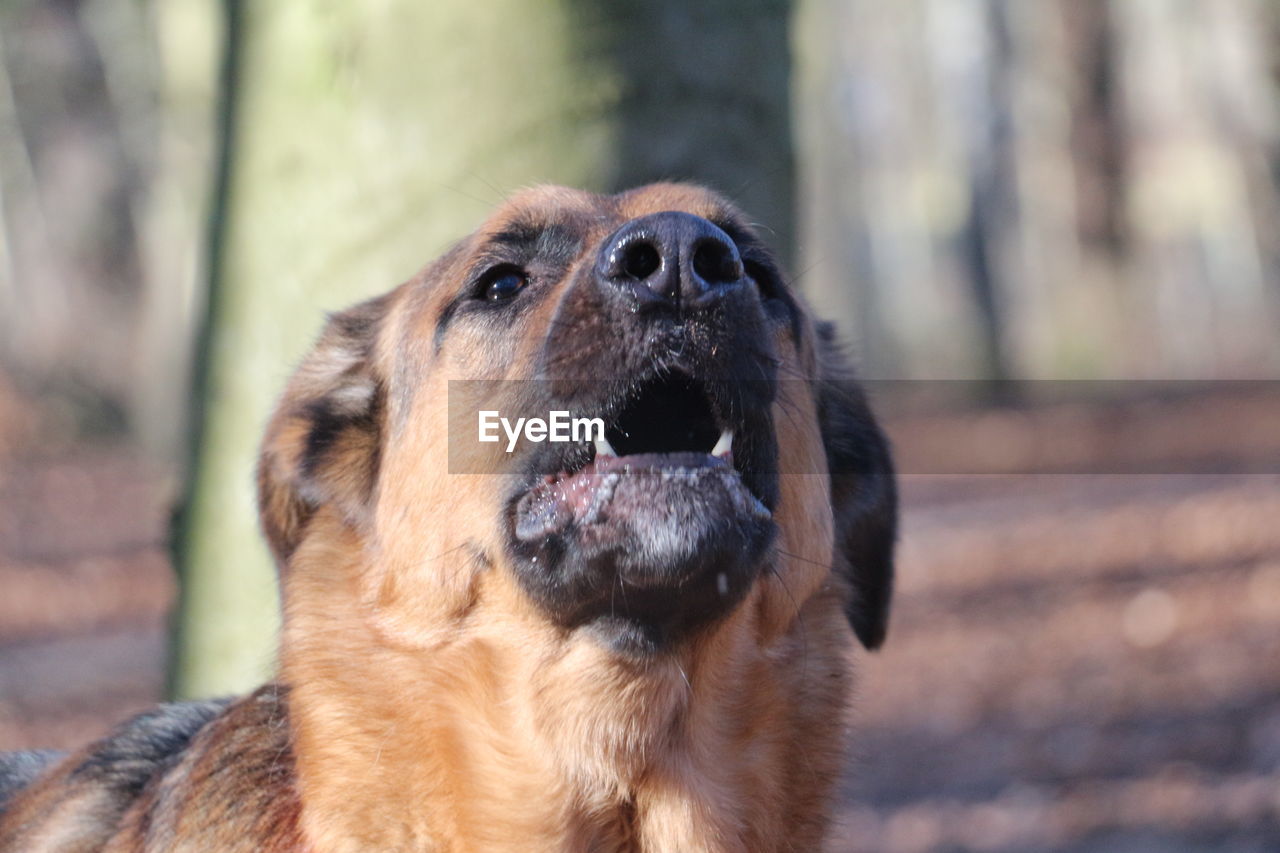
0, 378, 1277, 852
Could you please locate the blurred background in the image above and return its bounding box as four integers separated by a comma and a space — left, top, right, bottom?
0, 1, 1278, 851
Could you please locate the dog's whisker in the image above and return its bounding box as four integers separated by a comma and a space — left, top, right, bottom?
675, 662, 693, 693
776, 548, 836, 573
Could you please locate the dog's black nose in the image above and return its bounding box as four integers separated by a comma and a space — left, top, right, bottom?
596, 212, 744, 310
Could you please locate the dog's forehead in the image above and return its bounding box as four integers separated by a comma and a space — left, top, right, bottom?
615, 183, 742, 223
478, 185, 601, 234
473, 183, 750, 247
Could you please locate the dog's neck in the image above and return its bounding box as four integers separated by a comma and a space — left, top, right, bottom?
279, 513, 850, 853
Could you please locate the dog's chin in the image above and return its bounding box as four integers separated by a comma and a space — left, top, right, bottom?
510, 452, 776, 655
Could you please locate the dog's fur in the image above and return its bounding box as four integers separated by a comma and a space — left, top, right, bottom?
0, 184, 895, 852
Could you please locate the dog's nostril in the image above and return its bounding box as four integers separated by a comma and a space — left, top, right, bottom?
622, 241, 661, 280
692, 238, 742, 285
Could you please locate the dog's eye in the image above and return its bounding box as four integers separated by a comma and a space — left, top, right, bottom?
477, 267, 528, 302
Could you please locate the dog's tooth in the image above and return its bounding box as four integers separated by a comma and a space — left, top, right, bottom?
594, 435, 617, 458
711, 429, 734, 458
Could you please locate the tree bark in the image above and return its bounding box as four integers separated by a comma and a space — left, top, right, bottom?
169, 0, 794, 698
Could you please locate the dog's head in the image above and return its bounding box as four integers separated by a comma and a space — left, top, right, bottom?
258, 184, 895, 657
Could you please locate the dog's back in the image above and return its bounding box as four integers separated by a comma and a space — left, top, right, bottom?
0, 752, 62, 816
0, 687, 301, 852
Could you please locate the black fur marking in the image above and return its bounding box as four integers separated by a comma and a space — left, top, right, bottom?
324, 292, 390, 364
532, 224, 584, 267
716, 222, 802, 341
328, 314, 374, 357
489, 222, 583, 266
70, 701, 230, 791
816, 322, 897, 650
301, 398, 353, 480
489, 222, 543, 249
435, 297, 462, 352
297, 381, 384, 525
0, 751, 63, 815
364, 380, 386, 500
300, 387, 378, 474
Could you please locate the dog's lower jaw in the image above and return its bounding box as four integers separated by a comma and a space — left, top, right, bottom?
281, 519, 852, 853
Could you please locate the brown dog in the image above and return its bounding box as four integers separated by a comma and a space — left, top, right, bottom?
0, 183, 896, 852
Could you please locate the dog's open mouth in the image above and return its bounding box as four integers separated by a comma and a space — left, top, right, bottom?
506, 370, 778, 650
513, 373, 769, 544
504, 368, 773, 648
601, 372, 731, 462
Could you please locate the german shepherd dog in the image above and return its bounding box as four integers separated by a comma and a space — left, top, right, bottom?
0, 184, 896, 852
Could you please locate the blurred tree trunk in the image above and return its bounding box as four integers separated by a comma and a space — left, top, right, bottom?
170, 0, 794, 698
1063, 0, 1127, 257
0, 0, 151, 434
958, 0, 1016, 388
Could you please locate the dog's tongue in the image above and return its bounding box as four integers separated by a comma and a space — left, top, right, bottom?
514, 453, 746, 542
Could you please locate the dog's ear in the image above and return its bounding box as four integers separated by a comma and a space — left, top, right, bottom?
814, 322, 897, 650
257, 294, 392, 568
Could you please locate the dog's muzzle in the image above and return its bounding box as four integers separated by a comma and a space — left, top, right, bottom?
506, 211, 781, 654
